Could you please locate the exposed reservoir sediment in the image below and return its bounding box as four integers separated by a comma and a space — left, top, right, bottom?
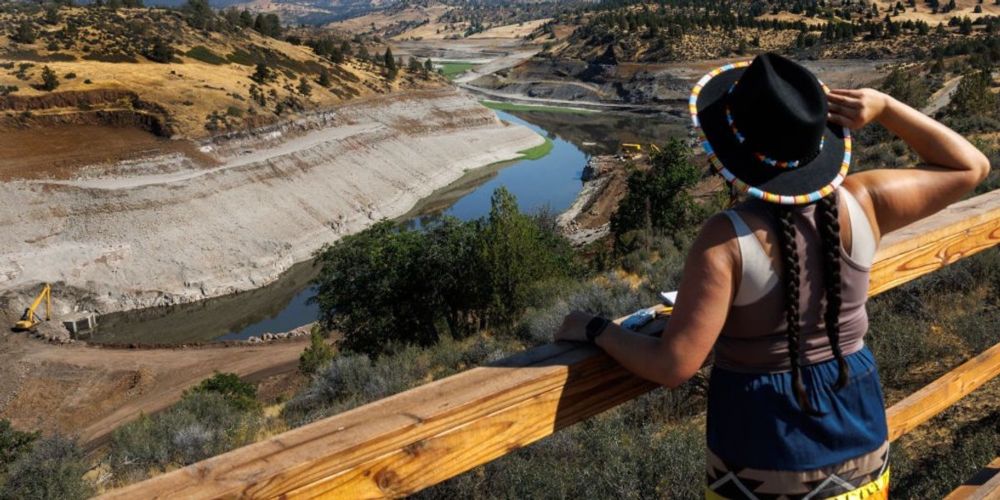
0, 89, 544, 314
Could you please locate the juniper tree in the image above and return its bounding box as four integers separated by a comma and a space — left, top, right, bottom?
39, 66, 59, 91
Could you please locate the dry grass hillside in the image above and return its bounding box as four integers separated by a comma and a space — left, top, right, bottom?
535, 0, 1000, 63
326, 0, 572, 41
0, 4, 444, 140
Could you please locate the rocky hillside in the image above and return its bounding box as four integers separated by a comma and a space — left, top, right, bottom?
0, 2, 444, 139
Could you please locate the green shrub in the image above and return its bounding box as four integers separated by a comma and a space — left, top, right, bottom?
108, 391, 262, 484
0, 420, 38, 477
610, 139, 706, 249
0, 435, 93, 500
313, 188, 577, 356
299, 326, 334, 376
517, 273, 652, 345
283, 335, 520, 427
186, 45, 227, 65
187, 372, 260, 412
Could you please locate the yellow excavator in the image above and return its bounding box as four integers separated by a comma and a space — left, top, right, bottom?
13, 283, 52, 332
621, 143, 662, 160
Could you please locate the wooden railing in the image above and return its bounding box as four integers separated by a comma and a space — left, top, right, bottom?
104, 190, 1000, 499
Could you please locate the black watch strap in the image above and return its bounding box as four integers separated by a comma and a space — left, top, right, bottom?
585, 316, 611, 343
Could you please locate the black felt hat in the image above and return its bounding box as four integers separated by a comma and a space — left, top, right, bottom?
689, 53, 851, 205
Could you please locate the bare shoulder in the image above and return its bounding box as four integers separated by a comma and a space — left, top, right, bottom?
689, 212, 740, 266
842, 175, 883, 241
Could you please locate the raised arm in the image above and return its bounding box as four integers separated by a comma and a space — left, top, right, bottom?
554, 214, 737, 387
828, 88, 990, 238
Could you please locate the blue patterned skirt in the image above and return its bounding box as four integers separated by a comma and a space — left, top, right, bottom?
706, 346, 890, 499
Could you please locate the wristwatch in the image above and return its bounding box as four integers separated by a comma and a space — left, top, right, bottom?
585, 316, 611, 344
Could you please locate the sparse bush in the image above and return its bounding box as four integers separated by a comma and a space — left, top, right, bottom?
1, 434, 93, 500
108, 391, 262, 484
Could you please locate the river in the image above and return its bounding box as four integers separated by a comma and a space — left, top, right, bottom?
88, 108, 686, 345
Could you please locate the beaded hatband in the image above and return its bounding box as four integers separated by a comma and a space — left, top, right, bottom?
688, 60, 852, 205
724, 84, 825, 169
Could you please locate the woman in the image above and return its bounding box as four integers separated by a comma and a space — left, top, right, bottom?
555, 53, 989, 499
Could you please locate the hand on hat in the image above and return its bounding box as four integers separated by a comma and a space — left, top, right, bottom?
827, 88, 889, 130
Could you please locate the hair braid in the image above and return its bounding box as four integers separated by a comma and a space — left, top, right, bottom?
818, 194, 850, 389
772, 206, 818, 415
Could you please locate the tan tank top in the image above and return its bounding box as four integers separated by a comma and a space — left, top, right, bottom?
714, 188, 877, 373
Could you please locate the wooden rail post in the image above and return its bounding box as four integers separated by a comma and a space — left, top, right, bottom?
102, 190, 1000, 499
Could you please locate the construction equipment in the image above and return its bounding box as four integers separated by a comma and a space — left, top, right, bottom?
620, 143, 643, 160
13, 283, 52, 332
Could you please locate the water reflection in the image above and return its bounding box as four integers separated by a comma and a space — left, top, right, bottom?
88, 108, 685, 345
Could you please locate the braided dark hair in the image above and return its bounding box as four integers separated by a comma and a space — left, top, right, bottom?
772, 193, 851, 415
817, 194, 850, 389
772, 206, 818, 415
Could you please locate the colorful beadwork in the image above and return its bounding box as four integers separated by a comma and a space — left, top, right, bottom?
689, 59, 851, 206
722, 83, 825, 169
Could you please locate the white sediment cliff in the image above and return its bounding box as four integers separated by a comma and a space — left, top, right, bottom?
0, 89, 544, 313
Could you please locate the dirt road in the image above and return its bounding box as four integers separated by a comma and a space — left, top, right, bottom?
0, 328, 307, 448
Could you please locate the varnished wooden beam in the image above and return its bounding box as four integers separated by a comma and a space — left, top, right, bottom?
944, 457, 1000, 500
102, 190, 1000, 500
887, 343, 1000, 442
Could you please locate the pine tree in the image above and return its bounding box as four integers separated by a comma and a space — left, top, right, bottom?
384, 47, 397, 79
